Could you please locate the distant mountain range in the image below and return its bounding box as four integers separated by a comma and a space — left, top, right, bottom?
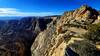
0, 15, 61, 20
0, 16, 23, 20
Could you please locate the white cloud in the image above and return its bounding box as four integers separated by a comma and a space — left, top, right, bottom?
0, 8, 58, 17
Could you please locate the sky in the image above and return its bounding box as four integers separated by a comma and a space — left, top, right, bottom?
0, 0, 100, 17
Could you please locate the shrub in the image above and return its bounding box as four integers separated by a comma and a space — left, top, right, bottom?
68, 40, 100, 56
83, 23, 100, 43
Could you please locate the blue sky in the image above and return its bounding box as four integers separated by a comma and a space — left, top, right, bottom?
0, 0, 100, 16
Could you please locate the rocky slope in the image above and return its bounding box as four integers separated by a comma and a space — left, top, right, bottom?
31, 5, 100, 56
0, 16, 56, 56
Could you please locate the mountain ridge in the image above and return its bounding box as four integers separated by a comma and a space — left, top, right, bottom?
31, 5, 100, 56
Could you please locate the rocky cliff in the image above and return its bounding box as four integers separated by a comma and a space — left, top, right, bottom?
31, 5, 100, 56
0, 16, 55, 56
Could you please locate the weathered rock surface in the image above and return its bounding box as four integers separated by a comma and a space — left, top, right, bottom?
31, 5, 100, 56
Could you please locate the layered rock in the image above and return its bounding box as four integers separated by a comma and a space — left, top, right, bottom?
31, 5, 100, 56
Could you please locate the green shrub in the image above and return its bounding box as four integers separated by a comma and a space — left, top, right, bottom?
68, 40, 100, 56
83, 23, 100, 43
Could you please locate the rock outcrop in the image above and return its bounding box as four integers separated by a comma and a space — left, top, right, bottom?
31, 5, 100, 56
